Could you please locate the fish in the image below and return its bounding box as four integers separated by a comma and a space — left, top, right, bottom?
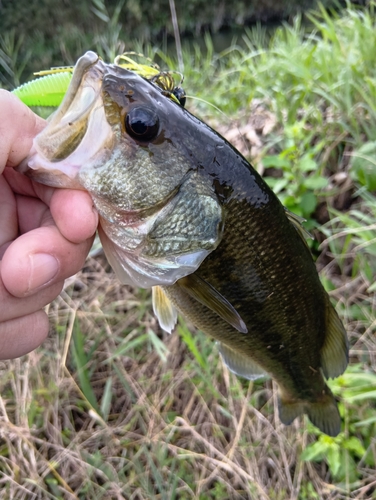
17, 51, 348, 436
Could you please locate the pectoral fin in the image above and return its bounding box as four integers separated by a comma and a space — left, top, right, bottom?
152, 286, 178, 334
320, 296, 349, 379
219, 343, 268, 380
177, 274, 248, 333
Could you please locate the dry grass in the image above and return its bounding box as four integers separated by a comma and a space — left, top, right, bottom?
0, 244, 374, 499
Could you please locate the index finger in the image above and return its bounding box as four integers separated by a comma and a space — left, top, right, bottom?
0, 90, 46, 173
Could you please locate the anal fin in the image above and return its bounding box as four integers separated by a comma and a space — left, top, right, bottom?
219, 343, 268, 380
178, 274, 247, 334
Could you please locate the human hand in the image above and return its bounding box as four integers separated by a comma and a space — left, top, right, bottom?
0, 90, 98, 359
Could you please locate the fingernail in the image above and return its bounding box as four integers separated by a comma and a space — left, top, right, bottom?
28, 253, 59, 292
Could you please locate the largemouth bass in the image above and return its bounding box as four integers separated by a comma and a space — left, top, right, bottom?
17, 51, 348, 436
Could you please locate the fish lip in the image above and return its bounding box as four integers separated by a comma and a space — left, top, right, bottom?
48, 51, 103, 128
16, 52, 113, 186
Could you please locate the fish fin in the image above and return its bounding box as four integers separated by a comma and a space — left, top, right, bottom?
178, 274, 248, 334
320, 296, 349, 379
305, 398, 341, 437
152, 286, 178, 334
278, 389, 341, 437
278, 399, 306, 426
284, 208, 313, 241
99, 224, 210, 288
218, 343, 269, 380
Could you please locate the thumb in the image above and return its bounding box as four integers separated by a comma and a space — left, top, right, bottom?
0, 90, 46, 172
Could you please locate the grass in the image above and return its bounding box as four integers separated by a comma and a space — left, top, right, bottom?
1, 2, 376, 498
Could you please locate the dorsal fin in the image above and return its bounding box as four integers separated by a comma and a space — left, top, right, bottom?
152, 286, 178, 334
177, 274, 248, 333
284, 208, 313, 243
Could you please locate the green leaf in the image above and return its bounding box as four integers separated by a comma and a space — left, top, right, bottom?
343, 437, 366, 457
299, 155, 317, 172
303, 176, 328, 190
147, 328, 170, 362
326, 444, 341, 477
300, 192, 317, 216
71, 321, 99, 412
262, 155, 291, 169
301, 441, 327, 461
343, 389, 376, 403
177, 323, 206, 369
354, 415, 376, 428
265, 177, 289, 193
106, 333, 149, 361
350, 142, 376, 191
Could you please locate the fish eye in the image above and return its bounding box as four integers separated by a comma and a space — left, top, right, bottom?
125, 107, 160, 141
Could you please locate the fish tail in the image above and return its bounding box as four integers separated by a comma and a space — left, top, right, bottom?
278, 387, 341, 437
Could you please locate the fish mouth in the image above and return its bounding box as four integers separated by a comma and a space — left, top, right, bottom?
17, 51, 114, 188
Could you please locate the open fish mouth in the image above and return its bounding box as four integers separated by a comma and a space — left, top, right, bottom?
17, 51, 114, 188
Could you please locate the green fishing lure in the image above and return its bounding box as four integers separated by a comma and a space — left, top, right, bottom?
12, 53, 186, 107
12, 71, 73, 107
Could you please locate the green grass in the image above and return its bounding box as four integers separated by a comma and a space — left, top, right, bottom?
1, 2, 376, 499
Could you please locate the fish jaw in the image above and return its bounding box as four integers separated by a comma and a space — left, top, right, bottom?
17, 51, 114, 189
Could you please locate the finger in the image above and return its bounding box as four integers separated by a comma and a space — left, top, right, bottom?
1, 225, 94, 297
14, 194, 51, 235
0, 264, 63, 322
50, 189, 98, 243
0, 90, 45, 173
0, 175, 17, 255
0, 310, 49, 360
3, 166, 55, 201
4, 169, 98, 243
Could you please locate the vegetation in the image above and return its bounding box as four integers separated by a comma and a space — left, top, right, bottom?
0, 0, 342, 49
0, 0, 362, 87
1, 1, 376, 498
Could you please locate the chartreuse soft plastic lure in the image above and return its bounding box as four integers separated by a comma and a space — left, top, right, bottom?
12, 71, 73, 107
12, 52, 185, 107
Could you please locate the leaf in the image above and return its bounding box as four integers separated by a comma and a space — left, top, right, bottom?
265, 177, 289, 193
262, 155, 291, 169
301, 441, 327, 461
100, 377, 113, 421
300, 192, 317, 216
106, 333, 149, 361
71, 321, 99, 412
299, 155, 318, 172
303, 176, 328, 190
327, 444, 341, 477
177, 323, 206, 369
350, 142, 376, 191
147, 328, 170, 362
343, 437, 366, 457
343, 389, 376, 403
354, 415, 376, 428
